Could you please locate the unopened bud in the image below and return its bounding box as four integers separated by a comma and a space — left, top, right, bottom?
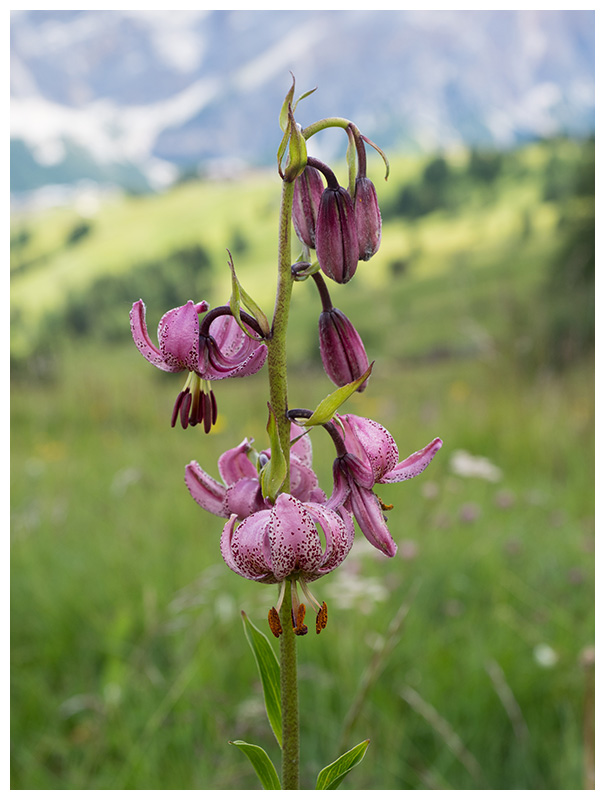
354, 176, 382, 261
292, 166, 324, 249
315, 186, 359, 284
319, 307, 370, 392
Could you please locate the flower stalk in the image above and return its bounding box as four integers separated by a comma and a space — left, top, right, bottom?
279, 579, 300, 790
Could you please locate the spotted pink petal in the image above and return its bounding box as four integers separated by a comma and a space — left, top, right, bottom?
268, 494, 324, 581
220, 512, 274, 582
346, 483, 397, 557
130, 300, 177, 372
157, 300, 202, 373
185, 461, 228, 517
290, 423, 313, 468
218, 438, 258, 485
305, 502, 355, 578
340, 414, 399, 483
379, 438, 443, 484
224, 478, 265, 519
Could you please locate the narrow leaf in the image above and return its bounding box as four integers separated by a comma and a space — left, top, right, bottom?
304, 363, 374, 427
230, 740, 281, 790
260, 404, 287, 503
241, 611, 282, 748
227, 251, 270, 337
283, 104, 308, 182
293, 85, 317, 113
316, 739, 370, 790
279, 74, 296, 132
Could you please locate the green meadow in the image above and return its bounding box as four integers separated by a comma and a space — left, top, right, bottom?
10, 137, 594, 789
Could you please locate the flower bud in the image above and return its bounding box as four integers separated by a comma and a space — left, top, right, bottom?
319, 308, 370, 392
315, 186, 359, 284
354, 176, 382, 261
292, 166, 324, 249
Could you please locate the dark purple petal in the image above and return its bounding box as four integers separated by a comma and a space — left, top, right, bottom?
292, 165, 325, 248
319, 308, 370, 390
315, 187, 359, 284
354, 176, 382, 261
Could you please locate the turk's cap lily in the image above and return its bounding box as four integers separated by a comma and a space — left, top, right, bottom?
130, 299, 208, 373
338, 414, 443, 489
185, 424, 325, 520
292, 165, 325, 249
130, 299, 267, 431
354, 176, 382, 261
315, 186, 359, 284
221, 493, 355, 584
319, 307, 370, 391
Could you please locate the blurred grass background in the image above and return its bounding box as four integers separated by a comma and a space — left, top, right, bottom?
10, 135, 594, 789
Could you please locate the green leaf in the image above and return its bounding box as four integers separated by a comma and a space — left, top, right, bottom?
303, 363, 374, 427
316, 739, 370, 790
230, 741, 281, 790
283, 103, 307, 183
227, 251, 270, 337
241, 611, 282, 748
260, 405, 287, 503
279, 75, 296, 132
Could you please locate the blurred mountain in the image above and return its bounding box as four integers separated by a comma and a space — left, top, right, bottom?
10, 9, 595, 199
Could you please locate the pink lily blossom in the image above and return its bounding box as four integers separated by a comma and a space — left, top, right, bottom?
332, 414, 443, 557
130, 299, 267, 432
221, 493, 355, 636
185, 423, 325, 520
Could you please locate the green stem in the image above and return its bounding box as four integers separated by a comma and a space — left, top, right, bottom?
279, 581, 299, 790
268, 177, 299, 787
301, 117, 352, 140
268, 178, 295, 491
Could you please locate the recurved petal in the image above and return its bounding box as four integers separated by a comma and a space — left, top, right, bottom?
305, 502, 355, 577
130, 299, 175, 372
347, 483, 397, 557
218, 438, 258, 484
185, 461, 228, 517
268, 494, 324, 581
289, 459, 322, 503
379, 437, 443, 484
340, 414, 399, 482
203, 337, 268, 379
224, 478, 266, 519
290, 423, 313, 468
222, 510, 275, 582
157, 300, 201, 372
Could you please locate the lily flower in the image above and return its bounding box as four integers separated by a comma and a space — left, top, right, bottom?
221, 493, 355, 636
332, 414, 443, 556
185, 423, 325, 520
130, 299, 267, 432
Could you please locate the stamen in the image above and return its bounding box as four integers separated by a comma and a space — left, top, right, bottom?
171, 390, 186, 428
290, 581, 308, 635
180, 388, 192, 429
202, 391, 212, 434
299, 578, 322, 612
274, 580, 287, 614
315, 601, 328, 634
268, 607, 283, 638
377, 494, 394, 511
293, 602, 308, 636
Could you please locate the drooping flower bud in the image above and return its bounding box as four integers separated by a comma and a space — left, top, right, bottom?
292, 166, 324, 249
319, 307, 370, 392
315, 186, 359, 284
354, 176, 382, 261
